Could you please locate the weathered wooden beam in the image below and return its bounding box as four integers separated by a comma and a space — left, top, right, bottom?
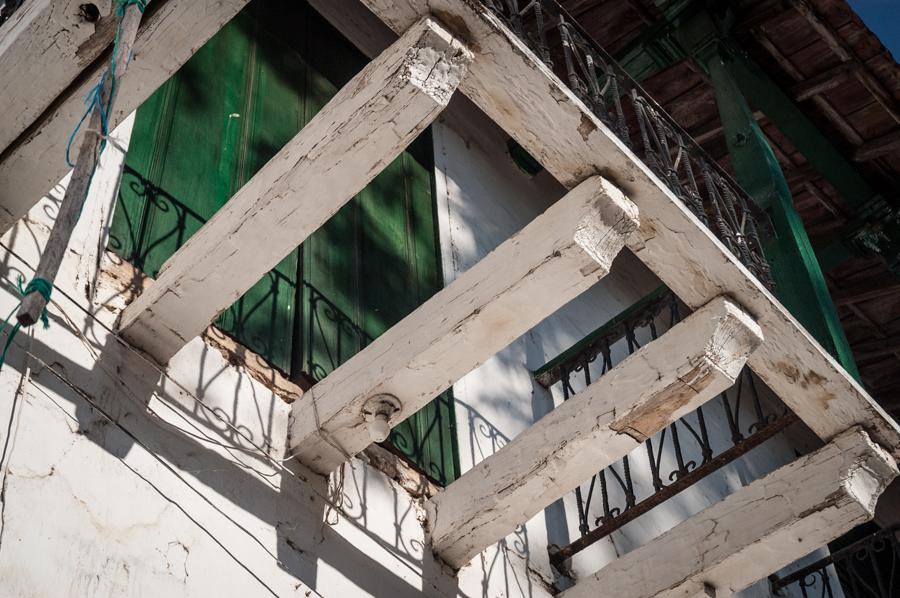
854, 128, 900, 162
791, 62, 856, 102
788, 0, 900, 126
0, 0, 250, 234
0, 0, 116, 156
853, 336, 900, 362
427, 296, 763, 569
355, 0, 900, 455
833, 278, 900, 307
288, 176, 639, 474
119, 17, 472, 363
561, 427, 898, 598
754, 31, 864, 146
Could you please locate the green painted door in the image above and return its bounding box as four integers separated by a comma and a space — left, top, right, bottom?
109, 1, 459, 485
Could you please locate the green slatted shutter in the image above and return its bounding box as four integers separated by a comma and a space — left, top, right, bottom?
109, 1, 459, 486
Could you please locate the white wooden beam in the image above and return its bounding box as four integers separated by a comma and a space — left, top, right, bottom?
427, 296, 763, 569
353, 0, 900, 456
0, 0, 112, 156
561, 427, 898, 598
0, 0, 251, 233
118, 17, 472, 363
288, 175, 639, 475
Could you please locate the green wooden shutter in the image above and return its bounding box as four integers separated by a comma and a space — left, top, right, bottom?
108, 1, 459, 485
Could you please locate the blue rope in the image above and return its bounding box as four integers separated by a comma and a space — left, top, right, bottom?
0, 277, 52, 371
65, 72, 110, 167
64, 0, 149, 167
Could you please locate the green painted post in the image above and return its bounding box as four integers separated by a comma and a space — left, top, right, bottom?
706, 50, 860, 379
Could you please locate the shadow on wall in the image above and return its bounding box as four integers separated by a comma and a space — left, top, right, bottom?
0, 247, 468, 597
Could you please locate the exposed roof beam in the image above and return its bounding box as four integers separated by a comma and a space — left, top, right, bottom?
854, 128, 900, 162
791, 62, 857, 102
287, 176, 639, 474
0, 0, 120, 156
427, 297, 762, 569
356, 0, 900, 455
834, 278, 900, 306
0, 0, 251, 234
560, 427, 898, 598
788, 0, 900, 126
119, 17, 472, 364
854, 336, 900, 361
753, 30, 864, 146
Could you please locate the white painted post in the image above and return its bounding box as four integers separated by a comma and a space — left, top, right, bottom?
0, 0, 106, 156
287, 176, 639, 475
427, 296, 763, 569
117, 17, 472, 363
16, 2, 144, 327
561, 428, 898, 598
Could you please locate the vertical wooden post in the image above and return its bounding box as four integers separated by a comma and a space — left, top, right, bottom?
705, 51, 859, 380
16, 3, 144, 326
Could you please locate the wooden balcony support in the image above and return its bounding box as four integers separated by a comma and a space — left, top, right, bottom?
561, 427, 898, 598
0, 0, 251, 233
0, 0, 112, 156
287, 176, 639, 475
427, 296, 763, 569
118, 17, 472, 363
355, 0, 900, 457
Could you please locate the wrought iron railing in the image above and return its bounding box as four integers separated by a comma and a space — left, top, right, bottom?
770, 525, 900, 597
478, 0, 774, 289
534, 287, 797, 569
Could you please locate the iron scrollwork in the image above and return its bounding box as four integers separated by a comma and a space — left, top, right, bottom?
478, 0, 774, 289
534, 288, 795, 568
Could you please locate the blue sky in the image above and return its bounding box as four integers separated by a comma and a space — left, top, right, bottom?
849, 0, 900, 61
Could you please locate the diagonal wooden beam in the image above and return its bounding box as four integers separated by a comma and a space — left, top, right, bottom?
833, 277, 900, 307
791, 62, 856, 102
287, 176, 639, 474
426, 296, 763, 569
0, 0, 251, 234
118, 17, 472, 363
560, 427, 898, 598
853, 336, 900, 361
0, 0, 117, 156
355, 0, 900, 457
854, 128, 900, 162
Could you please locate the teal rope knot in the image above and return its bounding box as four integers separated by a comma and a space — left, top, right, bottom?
0, 276, 53, 371
117, 0, 148, 16
22, 277, 53, 330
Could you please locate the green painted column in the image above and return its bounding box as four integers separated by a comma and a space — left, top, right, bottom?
706, 51, 860, 379
720, 43, 900, 274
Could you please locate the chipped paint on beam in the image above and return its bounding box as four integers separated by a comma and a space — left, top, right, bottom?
288, 176, 639, 475
118, 17, 472, 364
561, 428, 898, 598
354, 0, 900, 456
426, 296, 762, 570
